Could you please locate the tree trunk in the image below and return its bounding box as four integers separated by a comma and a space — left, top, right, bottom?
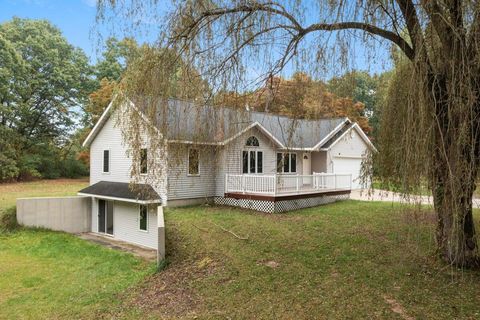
430, 74, 480, 268
432, 165, 479, 267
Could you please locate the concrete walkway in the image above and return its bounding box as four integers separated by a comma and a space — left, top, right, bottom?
79, 233, 157, 261
350, 189, 480, 209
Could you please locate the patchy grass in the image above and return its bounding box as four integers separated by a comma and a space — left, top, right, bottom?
1, 178, 480, 319
114, 202, 480, 319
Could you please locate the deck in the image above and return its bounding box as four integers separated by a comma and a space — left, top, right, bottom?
225, 173, 352, 201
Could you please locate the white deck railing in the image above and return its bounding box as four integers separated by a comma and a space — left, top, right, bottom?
225, 173, 352, 196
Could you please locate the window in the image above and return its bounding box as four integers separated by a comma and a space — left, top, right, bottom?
242, 150, 263, 173
277, 153, 296, 173
103, 150, 110, 173
188, 148, 200, 175
140, 148, 148, 174
139, 205, 148, 231
246, 136, 259, 147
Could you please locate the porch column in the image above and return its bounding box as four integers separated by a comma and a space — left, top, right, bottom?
157, 205, 166, 265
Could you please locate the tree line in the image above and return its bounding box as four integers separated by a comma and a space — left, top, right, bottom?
0, 17, 388, 182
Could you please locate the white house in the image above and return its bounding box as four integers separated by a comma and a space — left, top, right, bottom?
78, 99, 376, 249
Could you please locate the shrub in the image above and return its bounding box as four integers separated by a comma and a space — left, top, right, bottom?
0, 207, 18, 232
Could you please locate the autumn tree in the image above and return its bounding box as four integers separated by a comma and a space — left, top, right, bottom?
97, 0, 480, 267
216, 72, 372, 133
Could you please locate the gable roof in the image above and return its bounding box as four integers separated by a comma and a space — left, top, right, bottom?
83, 97, 374, 151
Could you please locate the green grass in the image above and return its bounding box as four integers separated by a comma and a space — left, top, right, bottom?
1, 179, 480, 319
0, 178, 156, 319
116, 202, 480, 319
0, 230, 155, 319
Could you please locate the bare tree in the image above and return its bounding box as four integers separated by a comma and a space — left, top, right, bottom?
97, 0, 480, 267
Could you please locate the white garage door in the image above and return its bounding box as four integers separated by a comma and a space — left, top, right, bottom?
332, 157, 364, 189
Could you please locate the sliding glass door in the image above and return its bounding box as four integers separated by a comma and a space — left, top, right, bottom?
98, 199, 114, 235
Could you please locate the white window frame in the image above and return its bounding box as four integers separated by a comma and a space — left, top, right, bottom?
138, 204, 149, 232
187, 147, 200, 176
242, 149, 264, 174
277, 152, 297, 174
140, 148, 148, 176
102, 149, 110, 174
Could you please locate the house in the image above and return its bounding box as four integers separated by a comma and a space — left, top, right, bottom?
78, 99, 376, 249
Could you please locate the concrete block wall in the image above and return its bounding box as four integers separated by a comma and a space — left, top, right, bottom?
16, 196, 91, 233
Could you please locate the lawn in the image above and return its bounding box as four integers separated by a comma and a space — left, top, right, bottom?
116, 202, 480, 319
0, 178, 156, 319
0, 178, 89, 212
1, 179, 480, 319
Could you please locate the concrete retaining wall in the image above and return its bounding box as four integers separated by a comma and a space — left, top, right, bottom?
16, 196, 91, 233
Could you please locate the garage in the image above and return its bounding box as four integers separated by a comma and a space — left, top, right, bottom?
332, 156, 364, 189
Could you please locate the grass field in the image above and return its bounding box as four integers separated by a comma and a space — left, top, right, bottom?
0, 178, 89, 212
1, 179, 480, 319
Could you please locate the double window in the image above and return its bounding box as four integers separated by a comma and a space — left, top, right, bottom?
242, 150, 263, 174
139, 205, 148, 231
188, 148, 200, 176
277, 152, 297, 173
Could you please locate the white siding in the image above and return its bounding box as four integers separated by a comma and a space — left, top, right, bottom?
328, 128, 370, 189
89, 109, 168, 203
113, 201, 158, 249
167, 145, 217, 200
90, 198, 158, 249
329, 127, 369, 159
90, 116, 132, 185
214, 127, 303, 196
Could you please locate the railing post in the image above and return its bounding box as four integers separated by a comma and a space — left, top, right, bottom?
296, 175, 300, 192
350, 174, 352, 190
273, 174, 277, 195
242, 175, 246, 194
334, 174, 337, 190
225, 174, 228, 193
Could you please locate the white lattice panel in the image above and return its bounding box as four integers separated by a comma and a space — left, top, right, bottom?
214, 193, 349, 213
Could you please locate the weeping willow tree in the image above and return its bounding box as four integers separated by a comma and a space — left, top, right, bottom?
96, 0, 480, 267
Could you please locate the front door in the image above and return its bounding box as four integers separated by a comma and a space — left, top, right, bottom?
98, 199, 114, 235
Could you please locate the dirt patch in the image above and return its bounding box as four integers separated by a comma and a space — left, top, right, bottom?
121, 257, 220, 318
257, 259, 280, 268
383, 295, 414, 320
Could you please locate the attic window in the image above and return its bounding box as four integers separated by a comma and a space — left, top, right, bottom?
246, 136, 259, 147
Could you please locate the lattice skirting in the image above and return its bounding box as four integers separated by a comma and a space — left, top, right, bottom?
213, 193, 350, 213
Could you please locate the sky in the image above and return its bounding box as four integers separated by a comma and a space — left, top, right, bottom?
1, 0, 101, 62
1, 0, 393, 79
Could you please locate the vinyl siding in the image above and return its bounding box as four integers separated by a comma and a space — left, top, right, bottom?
89, 110, 168, 203
167, 144, 217, 200
113, 201, 158, 249
214, 127, 303, 196
329, 128, 369, 158
90, 115, 132, 185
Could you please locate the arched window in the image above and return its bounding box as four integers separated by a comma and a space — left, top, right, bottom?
246, 136, 259, 147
